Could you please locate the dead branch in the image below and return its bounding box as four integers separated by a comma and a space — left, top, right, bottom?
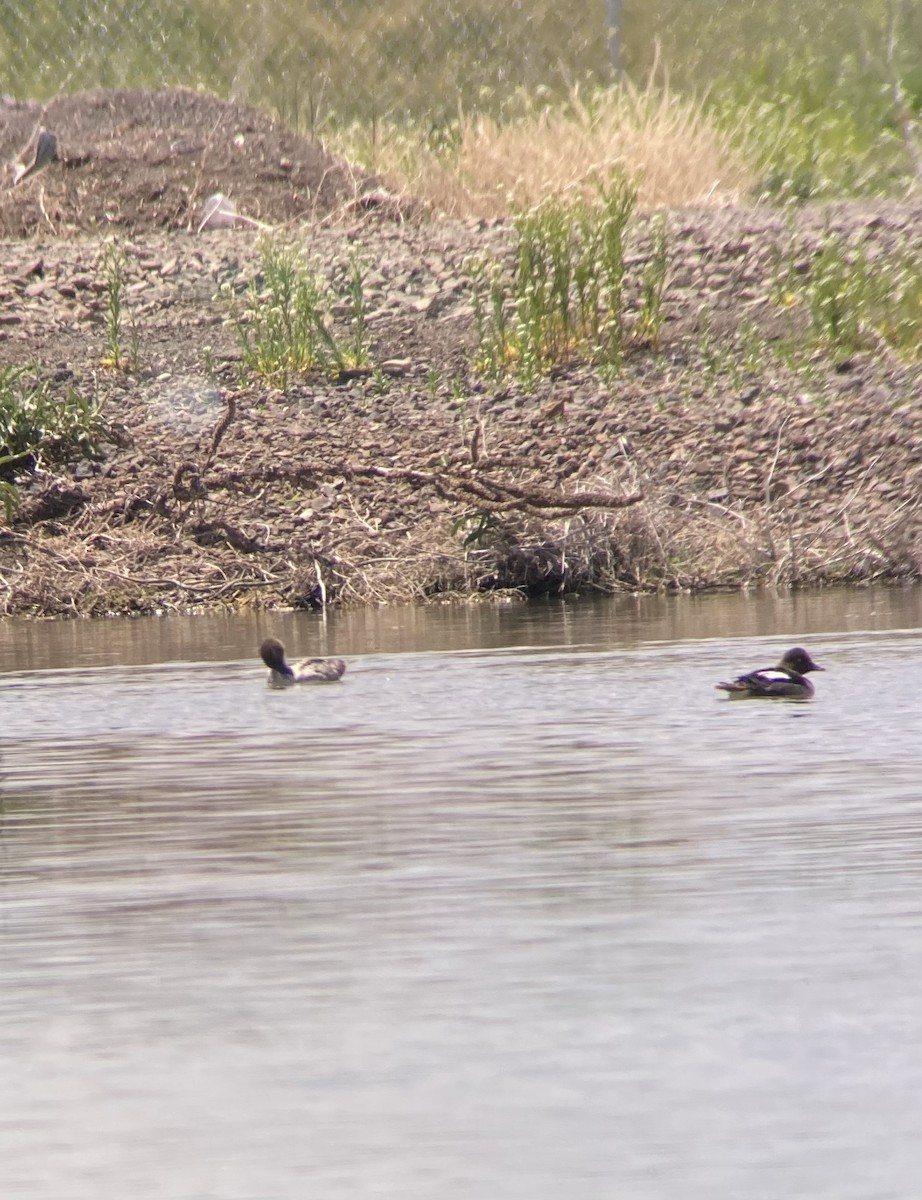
205, 460, 644, 515
204, 389, 238, 468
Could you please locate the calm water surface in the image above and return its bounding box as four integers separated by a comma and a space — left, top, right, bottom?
1, 588, 922, 1200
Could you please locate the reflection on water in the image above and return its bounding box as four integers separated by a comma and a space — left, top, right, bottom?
2, 581, 921, 671
1, 587, 921, 1199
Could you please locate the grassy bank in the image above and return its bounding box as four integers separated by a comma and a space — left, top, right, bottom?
3, 194, 922, 616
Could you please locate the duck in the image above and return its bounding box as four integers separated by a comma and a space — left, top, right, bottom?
716, 646, 824, 700
259, 637, 346, 688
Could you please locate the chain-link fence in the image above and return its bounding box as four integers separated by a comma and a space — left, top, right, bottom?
3, 1, 916, 133
3, 1, 613, 131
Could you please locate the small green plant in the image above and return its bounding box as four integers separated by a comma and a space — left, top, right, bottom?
345, 255, 372, 368
230, 240, 370, 385
127, 319, 141, 374
101, 240, 129, 370
737, 318, 768, 374
693, 310, 777, 390
452, 509, 502, 548
472, 261, 510, 378
424, 366, 441, 397
447, 376, 473, 439
0, 365, 113, 514
201, 344, 218, 384
772, 227, 922, 360
635, 215, 669, 347
801, 234, 863, 353
371, 367, 391, 394
472, 173, 647, 388
695, 307, 763, 387
696, 309, 728, 385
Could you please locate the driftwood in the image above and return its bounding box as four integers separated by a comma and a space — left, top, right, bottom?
205, 461, 643, 518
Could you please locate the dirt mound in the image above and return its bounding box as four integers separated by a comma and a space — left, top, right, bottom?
0, 87, 375, 237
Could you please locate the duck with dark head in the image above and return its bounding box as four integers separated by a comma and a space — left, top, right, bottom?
716, 647, 824, 700
259, 637, 346, 688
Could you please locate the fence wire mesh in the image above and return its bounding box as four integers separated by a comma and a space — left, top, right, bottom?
2, 1, 617, 131
1, 2, 919, 152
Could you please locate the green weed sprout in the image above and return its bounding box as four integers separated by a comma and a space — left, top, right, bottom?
0, 365, 113, 515
101, 241, 129, 370
635, 215, 669, 347
773, 226, 922, 360
232, 240, 370, 385
472, 173, 647, 388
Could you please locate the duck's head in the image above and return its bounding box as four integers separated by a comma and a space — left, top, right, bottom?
781, 647, 824, 675
260, 637, 291, 674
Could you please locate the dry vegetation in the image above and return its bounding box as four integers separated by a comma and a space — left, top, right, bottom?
332, 81, 753, 218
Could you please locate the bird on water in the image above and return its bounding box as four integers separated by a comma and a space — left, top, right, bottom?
716, 646, 824, 699
259, 637, 346, 687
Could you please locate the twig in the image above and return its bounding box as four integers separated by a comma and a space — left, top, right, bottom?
313, 558, 328, 609
763, 416, 788, 506
37, 185, 57, 234
204, 390, 238, 467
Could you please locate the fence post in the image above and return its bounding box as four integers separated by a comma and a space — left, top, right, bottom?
605, 0, 623, 77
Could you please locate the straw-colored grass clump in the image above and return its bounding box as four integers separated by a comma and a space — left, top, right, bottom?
339, 81, 754, 218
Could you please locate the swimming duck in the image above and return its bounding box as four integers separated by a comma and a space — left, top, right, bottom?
716, 646, 824, 699
259, 637, 346, 687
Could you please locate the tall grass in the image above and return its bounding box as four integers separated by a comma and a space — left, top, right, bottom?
339, 80, 751, 218
3, 1, 921, 206
229, 241, 372, 385
624, 1, 911, 90
713, 53, 914, 202
473, 174, 666, 389
0, 0, 611, 122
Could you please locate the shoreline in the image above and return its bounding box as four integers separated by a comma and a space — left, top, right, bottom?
2, 204, 922, 619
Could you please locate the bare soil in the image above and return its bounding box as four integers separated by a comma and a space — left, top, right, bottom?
2, 89, 921, 618
0, 87, 377, 236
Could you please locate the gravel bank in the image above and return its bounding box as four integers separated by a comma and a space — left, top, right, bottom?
2, 92, 921, 616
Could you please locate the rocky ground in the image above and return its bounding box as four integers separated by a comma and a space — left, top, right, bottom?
1, 89, 921, 617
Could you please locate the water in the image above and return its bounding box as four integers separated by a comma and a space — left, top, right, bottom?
1, 587, 921, 1200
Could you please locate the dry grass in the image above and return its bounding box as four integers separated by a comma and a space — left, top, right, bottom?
5, 441, 918, 616
336, 81, 754, 218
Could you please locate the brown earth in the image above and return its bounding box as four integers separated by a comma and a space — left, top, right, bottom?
2, 88, 922, 618
0, 87, 380, 237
